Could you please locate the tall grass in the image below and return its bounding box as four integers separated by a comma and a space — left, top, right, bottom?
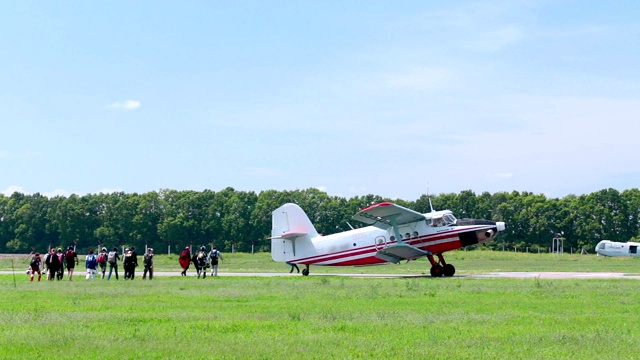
1, 274, 640, 359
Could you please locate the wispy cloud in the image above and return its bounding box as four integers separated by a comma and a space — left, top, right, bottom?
96, 187, 124, 194
108, 100, 141, 110
2, 185, 26, 196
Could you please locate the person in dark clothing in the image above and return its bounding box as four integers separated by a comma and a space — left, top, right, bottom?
142, 248, 154, 280
46, 248, 61, 281
123, 247, 137, 280
107, 247, 120, 280
65, 246, 79, 281
192, 246, 209, 279
55, 248, 64, 280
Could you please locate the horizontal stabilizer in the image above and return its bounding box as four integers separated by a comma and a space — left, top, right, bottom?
375, 243, 432, 264
269, 232, 307, 240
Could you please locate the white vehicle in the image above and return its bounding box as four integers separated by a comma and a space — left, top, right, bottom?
595, 240, 640, 257
270, 201, 506, 277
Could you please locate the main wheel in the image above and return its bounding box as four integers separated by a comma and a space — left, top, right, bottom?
443, 264, 455, 277
302, 268, 309, 276
430, 265, 443, 277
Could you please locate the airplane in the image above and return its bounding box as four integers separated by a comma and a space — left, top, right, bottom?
270, 201, 506, 277
595, 240, 640, 257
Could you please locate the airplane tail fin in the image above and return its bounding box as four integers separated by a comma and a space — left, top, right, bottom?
270, 203, 319, 262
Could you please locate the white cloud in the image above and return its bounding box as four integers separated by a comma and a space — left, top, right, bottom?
96, 187, 124, 194
108, 100, 141, 110
2, 185, 26, 196
43, 189, 72, 198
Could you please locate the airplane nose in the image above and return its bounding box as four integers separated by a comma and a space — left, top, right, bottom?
497, 222, 506, 232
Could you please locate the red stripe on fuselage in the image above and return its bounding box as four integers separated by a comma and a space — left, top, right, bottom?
290, 226, 486, 266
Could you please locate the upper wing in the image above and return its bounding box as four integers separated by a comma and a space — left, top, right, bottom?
352, 202, 426, 229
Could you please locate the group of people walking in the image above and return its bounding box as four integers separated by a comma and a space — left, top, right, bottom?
179, 246, 224, 278
28, 245, 155, 281
28, 245, 227, 281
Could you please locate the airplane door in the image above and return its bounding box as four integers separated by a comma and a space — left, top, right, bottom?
374, 236, 388, 250
630, 245, 638, 256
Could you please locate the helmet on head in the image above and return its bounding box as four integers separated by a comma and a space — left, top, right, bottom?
68, 246, 74, 250
101, 247, 107, 252
113, 247, 118, 251
57, 247, 62, 252
200, 246, 206, 251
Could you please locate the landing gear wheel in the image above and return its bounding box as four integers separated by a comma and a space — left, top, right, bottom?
302, 268, 310, 276
430, 265, 444, 277
443, 264, 455, 277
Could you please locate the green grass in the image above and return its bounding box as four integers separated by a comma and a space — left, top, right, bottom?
1, 275, 640, 359
4, 250, 640, 275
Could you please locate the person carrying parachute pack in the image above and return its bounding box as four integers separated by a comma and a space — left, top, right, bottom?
65, 246, 79, 281
97, 247, 108, 279
85, 249, 98, 280
123, 247, 138, 280
179, 246, 191, 276
209, 246, 224, 277
193, 246, 209, 279
107, 247, 120, 280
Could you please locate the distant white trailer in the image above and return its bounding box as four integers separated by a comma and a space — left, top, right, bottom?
595, 240, 640, 257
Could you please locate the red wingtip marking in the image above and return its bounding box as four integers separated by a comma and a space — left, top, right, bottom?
358, 202, 394, 213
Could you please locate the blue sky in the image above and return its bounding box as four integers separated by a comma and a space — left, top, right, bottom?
1, 1, 639, 201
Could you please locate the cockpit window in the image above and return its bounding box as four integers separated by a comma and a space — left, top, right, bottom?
431, 213, 457, 227
443, 214, 456, 225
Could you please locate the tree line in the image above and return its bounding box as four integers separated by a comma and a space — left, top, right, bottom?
1, 187, 639, 254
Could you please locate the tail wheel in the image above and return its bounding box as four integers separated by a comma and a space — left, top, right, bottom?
443, 264, 455, 277
302, 268, 310, 276
430, 265, 443, 277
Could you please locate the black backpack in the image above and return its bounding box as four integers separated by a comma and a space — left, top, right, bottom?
124, 250, 134, 265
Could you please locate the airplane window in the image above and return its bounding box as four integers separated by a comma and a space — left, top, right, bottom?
413, 231, 418, 237
444, 214, 456, 225
390, 236, 395, 241
405, 233, 410, 239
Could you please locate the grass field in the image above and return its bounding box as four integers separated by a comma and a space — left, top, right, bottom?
2, 251, 640, 359
3, 250, 640, 275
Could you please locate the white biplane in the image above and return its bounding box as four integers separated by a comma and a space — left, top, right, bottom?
271, 201, 506, 277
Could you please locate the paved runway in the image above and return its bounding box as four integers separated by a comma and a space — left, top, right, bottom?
3, 270, 640, 279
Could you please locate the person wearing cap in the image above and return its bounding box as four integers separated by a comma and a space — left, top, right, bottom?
29, 253, 42, 282
142, 248, 154, 280
64, 245, 79, 281
97, 247, 108, 279
179, 246, 191, 276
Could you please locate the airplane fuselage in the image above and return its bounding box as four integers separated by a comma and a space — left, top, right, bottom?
276, 222, 498, 266
595, 240, 640, 257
